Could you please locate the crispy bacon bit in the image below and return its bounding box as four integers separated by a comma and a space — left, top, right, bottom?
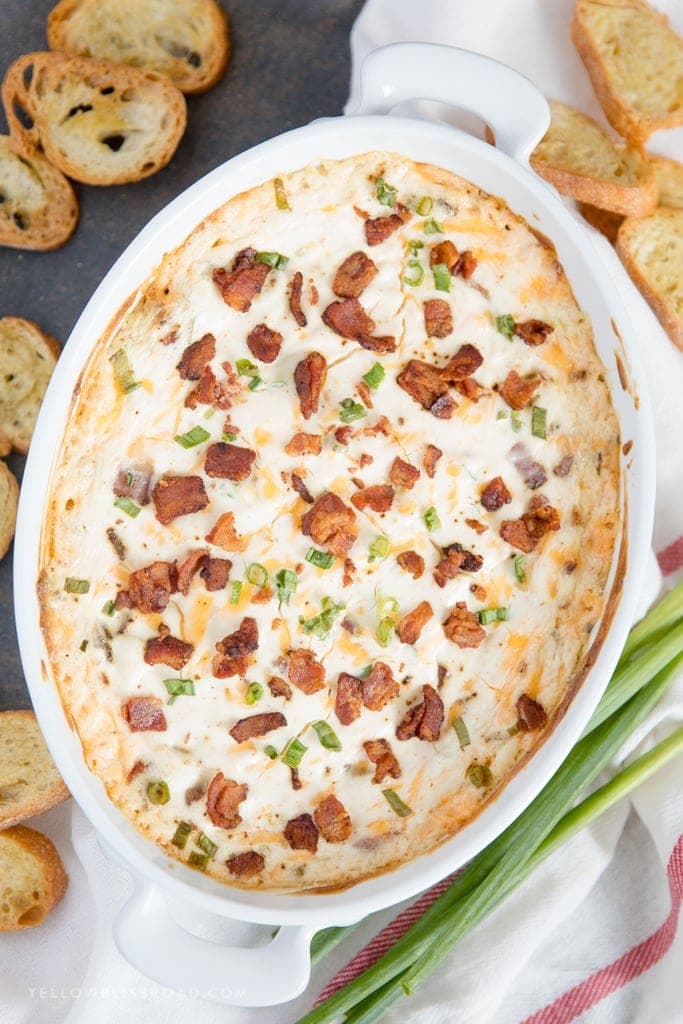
363, 738, 401, 784
229, 712, 287, 743
126, 759, 146, 783
433, 542, 481, 587
185, 783, 204, 804
288, 648, 325, 694
122, 696, 167, 732
176, 548, 208, 594
423, 444, 442, 478
245, 323, 282, 363
268, 675, 292, 700
343, 558, 355, 587
123, 561, 175, 613
250, 585, 273, 606
364, 204, 410, 246
424, 298, 453, 338
363, 415, 391, 436
206, 772, 247, 829
441, 344, 484, 383
397, 550, 425, 579
465, 517, 487, 534
396, 684, 444, 742
515, 319, 554, 346
204, 442, 256, 481
200, 557, 231, 591
455, 378, 487, 402
185, 366, 218, 409
107, 526, 126, 560
389, 457, 420, 489
517, 693, 548, 731
333, 251, 378, 298
226, 851, 265, 877
284, 813, 318, 852
554, 455, 574, 477
500, 502, 560, 553
213, 248, 270, 313
397, 359, 452, 417
500, 370, 540, 410
396, 601, 433, 645
455, 250, 477, 278
301, 492, 357, 555
152, 476, 209, 525
205, 512, 247, 552
294, 351, 327, 420
430, 240, 459, 270
357, 381, 373, 409
213, 618, 258, 678
509, 442, 547, 490
362, 661, 399, 711
285, 432, 322, 456
443, 602, 486, 647
177, 333, 215, 380
322, 297, 396, 353
113, 465, 152, 506
351, 484, 394, 514
481, 476, 512, 512
335, 425, 352, 445
314, 795, 352, 843
335, 672, 363, 725
288, 271, 307, 327
144, 632, 194, 669
431, 393, 457, 418
159, 327, 178, 345
291, 473, 314, 503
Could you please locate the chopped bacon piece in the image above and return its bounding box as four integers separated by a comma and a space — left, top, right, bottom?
152, 476, 209, 525
364, 204, 410, 246
389, 456, 420, 489
200, 557, 231, 591
204, 442, 256, 481
430, 240, 459, 271
351, 484, 394, 514
500, 370, 540, 410
396, 601, 433, 645
362, 661, 399, 711
423, 444, 442, 478
122, 696, 167, 732
335, 672, 363, 725
514, 319, 554, 346
126, 759, 146, 783
397, 360, 453, 418
301, 492, 357, 555
288, 271, 307, 327
246, 323, 283, 364
291, 472, 314, 503
481, 476, 512, 512
516, 693, 548, 731
363, 738, 401, 784
213, 248, 270, 313
440, 343, 484, 382
333, 251, 378, 298
448, 543, 483, 571
294, 351, 327, 420
334, 425, 352, 445
323, 296, 375, 340
285, 432, 322, 456
509, 442, 547, 490
284, 813, 318, 852
185, 366, 219, 409
176, 548, 208, 594
212, 617, 258, 678
314, 795, 352, 843
268, 675, 292, 700
455, 250, 477, 278
443, 602, 486, 647
424, 298, 453, 338
343, 558, 355, 587
358, 333, 396, 354
500, 502, 560, 553
229, 712, 287, 743
465, 517, 487, 534
433, 542, 481, 587
144, 632, 193, 669
357, 381, 373, 409
396, 684, 444, 742
226, 851, 265, 878
177, 333, 215, 380
553, 454, 574, 477
397, 550, 425, 579
205, 511, 247, 552
430, 393, 457, 418
362, 415, 391, 436
122, 561, 175, 613
290, 767, 302, 790
455, 378, 487, 402
113, 465, 152, 505
288, 648, 325, 694
206, 771, 247, 829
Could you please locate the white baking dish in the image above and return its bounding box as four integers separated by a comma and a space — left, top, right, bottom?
14, 43, 655, 1007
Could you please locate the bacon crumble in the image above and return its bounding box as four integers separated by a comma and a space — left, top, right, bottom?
443, 602, 486, 647
314, 795, 352, 843
500, 502, 560, 553
335, 672, 363, 725
397, 550, 425, 579
351, 484, 394, 514
514, 319, 554, 346
152, 475, 209, 525
363, 738, 401, 783
516, 694, 548, 731
213, 617, 259, 678
246, 323, 283, 363
288, 271, 307, 327
481, 476, 512, 512
397, 359, 454, 418
284, 813, 319, 852
364, 204, 410, 245
389, 457, 420, 489
291, 472, 314, 503
294, 351, 327, 419
424, 298, 453, 338
200, 557, 232, 591
288, 648, 325, 694
396, 684, 444, 742
322, 297, 395, 353
205, 511, 247, 552
301, 492, 357, 555
177, 333, 215, 380
213, 248, 270, 313
176, 548, 208, 594
206, 772, 247, 829
268, 675, 292, 700
285, 432, 323, 456
144, 631, 194, 669
332, 251, 378, 298
229, 712, 287, 743
396, 601, 433, 644
113, 465, 152, 506
361, 661, 399, 711
423, 444, 442, 478
118, 561, 175, 613
122, 696, 167, 732
226, 851, 265, 878
500, 370, 540, 410
440, 343, 484, 382
204, 442, 256, 481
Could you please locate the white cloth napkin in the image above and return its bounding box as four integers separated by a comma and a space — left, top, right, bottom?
3, 2, 683, 1022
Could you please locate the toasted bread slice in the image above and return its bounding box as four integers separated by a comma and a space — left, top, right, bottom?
579, 203, 624, 243
0, 317, 59, 454
2, 52, 187, 185
0, 462, 19, 560
651, 156, 683, 210
0, 825, 68, 930
0, 135, 78, 251
531, 101, 657, 216
572, 0, 683, 142
617, 208, 683, 349
0, 710, 70, 826
47, 0, 230, 95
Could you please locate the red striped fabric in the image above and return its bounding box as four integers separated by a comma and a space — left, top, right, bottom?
657, 535, 683, 576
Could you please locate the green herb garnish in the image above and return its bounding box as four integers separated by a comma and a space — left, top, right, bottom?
246, 563, 268, 588
363, 363, 385, 390
101, 600, 116, 617
375, 176, 397, 207
424, 506, 441, 532
188, 850, 209, 869
382, 788, 412, 817
230, 580, 242, 604
65, 577, 90, 594
415, 196, 433, 216
404, 260, 424, 287
423, 219, 443, 234
282, 737, 307, 769
273, 177, 291, 211
531, 406, 547, 439
109, 347, 140, 394
147, 780, 170, 805
164, 678, 195, 705
495, 314, 516, 339
171, 821, 192, 848
369, 536, 389, 562
264, 744, 278, 760
196, 832, 218, 858
276, 568, 298, 605
174, 425, 210, 449
408, 239, 424, 256
514, 555, 527, 584
377, 617, 395, 647
467, 763, 493, 788
256, 251, 289, 270
339, 397, 366, 423
245, 681, 263, 705
511, 410, 522, 432
311, 720, 342, 751
299, 597, 345, 638
113, 495, 141, 518
431, 263, 451, 292
248, 376, 262, 391
306, 548, 335, 570
236, 358, 259, 377
477, 607, 510, 625
453, 717, 471, 749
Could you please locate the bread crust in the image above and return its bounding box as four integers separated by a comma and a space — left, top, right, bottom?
617, 208, 683, 349
651, 156, 683, 211
0, 316, 60, 454
579, 203, 624, 244
0, 825, 68, 931
0, 136, 78, 251
0, 709, 71, 825
0, 462, 19, 560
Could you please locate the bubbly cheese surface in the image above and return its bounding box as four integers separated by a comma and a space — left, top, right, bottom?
40, 153, 622, 891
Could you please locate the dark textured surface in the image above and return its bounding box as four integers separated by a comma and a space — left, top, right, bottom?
0, 0, 362, 710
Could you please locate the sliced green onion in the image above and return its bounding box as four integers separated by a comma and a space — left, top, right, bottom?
423, 219, 443, 234
408, 239, 424, 256
404, 260, 424, 287
375, 176, 397, 207
222, 431, 237, 442
113, 495, 141, 518
453, 717, 471, 749
264, 744, 278, 760
230, 580, 242, 604
514, 555, 527, 584
340, 397, 367, 423
171, 821, 192, 848
109, 347, 140, 394
496, 409, 508, 420
466, 763, 493, 788
276, 568, 298, 605
248, 376, 262, 391
164, 678, 195, 705
531, 406, 547, 439
363, 363, 385, 390
65, 577, 90, 594
235, 358, 259, 377
311, 720, 342, 751
477, 607, 509, 625
377, 593, 399, 617
174, 425, 210, 449
432, 263, 451, 292
203, 407, 215, 420
256, 250, 289, 270
188, 850, 209, 869
382, 788, 412, 817
306, 548, 335, 570
273, 176, 291, 211
495, 314, 516, 339
196, 831, 218, 858
424, 506, 441, 532
147, 780, 170, 804
415, 196, 433, 216
282, 737, 307, 768
101, 600, 116, 617
511, 410, 523, 433
369, 536, 389, 562
246, 562, 269, 588
377, 617, 395, 647
299, 597, 345, 638
246, 681, 263, 705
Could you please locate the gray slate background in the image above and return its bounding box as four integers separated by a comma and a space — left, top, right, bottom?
0, 0, 362, 710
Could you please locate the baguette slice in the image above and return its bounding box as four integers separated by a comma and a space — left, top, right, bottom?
0, 710, 70, 825
2, 52, 187, 185
572, 0, 683, 142
0, 135, 78, 250
531, 101, 657, 216
0, 462, 19, 560
0, 825, 68, 930
47, 0, 230, 95
0, 317, 59, 454
617, 208, 683, 349
579, 203, 624, 244
651, 156, 683, 210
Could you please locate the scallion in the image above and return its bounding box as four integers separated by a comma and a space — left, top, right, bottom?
264, 744, 278, 760
256, 251, 289, 270
248, 376, 262, 391
453, 717, 471, 749
245, 681, 263, 705
495, 314, 516, 339
477, 607, 509, 625
196, 832, 218, 858
340, 397, 366, 423
531, 406, 547, 439
375, 176, 397, 207
282, 737, 307, 769
404, 260, 424, 287
164, 678, 195, 705
311, 720, 342, 751
306, 548, 335, 570
174, 425, 210, 449
382, 788, 412, 817
408, 240, 424, 256
236, 358, 259, 377
222, 431, 237, 442
423, 219, 443, 234
276, 568, 298, 605
424, 506, 440, 532
363, 363, 385, 390
415, 196, 433, 216
188, 850, 209, 869
65, 577, 90, 594
273, 176, 291, 211
101, 600, 116, 617
299, 597, 345, 638
171, 821, 192, 848
230, 580, 242, 604
432, 263, 451, 292
113, 495, 141, 517
377, 616, 395, 647
369, 536, 389, 562
514, 555, 527, 584
466, 763, 493, 788
147, 780, 170, 805
109, 347, 140, 394
511, 410, 522, 432
246, 562, 269, 588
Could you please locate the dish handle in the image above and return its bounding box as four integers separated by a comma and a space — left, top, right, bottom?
113, 881, 316, 1006
349, 42, 549, 164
